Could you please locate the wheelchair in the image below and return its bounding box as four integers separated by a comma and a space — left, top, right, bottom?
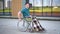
17, 16, 45, 32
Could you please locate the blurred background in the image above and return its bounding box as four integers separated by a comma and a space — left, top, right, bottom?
0, 0, 60, 17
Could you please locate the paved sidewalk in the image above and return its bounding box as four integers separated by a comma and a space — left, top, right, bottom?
0, 18, 60, 34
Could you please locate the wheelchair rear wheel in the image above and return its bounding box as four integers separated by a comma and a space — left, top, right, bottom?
17, 19, 32, 32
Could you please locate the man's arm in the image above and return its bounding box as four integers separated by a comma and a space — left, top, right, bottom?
18, 11, 22, 20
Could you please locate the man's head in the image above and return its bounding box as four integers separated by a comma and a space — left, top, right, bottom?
25, 3, 30, 8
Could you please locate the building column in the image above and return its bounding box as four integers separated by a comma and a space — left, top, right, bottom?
11, 0, 22, 17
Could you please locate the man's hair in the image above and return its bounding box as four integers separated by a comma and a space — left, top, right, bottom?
25, 3, 29, 5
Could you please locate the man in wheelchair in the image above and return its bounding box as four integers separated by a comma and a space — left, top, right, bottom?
18, 3, 31, 20
18, 3, 44, 32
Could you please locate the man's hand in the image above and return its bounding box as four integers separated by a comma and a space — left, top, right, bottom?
19, 19, 22, 21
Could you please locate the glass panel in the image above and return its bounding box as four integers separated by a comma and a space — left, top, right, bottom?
0, 0, 3, 16
29, 0, 42, 16
4, 0, 11, 16
52, 0, 60, 12
0, 0, 11, 16
52, 0, 60, 17
43, 0, 51, 16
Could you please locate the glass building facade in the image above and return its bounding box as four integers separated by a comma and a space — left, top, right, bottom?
0, 0, 60, 17
29, 0, 60, 17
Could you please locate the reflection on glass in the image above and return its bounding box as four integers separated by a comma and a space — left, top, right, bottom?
29, 0, 42, 16
0, 0, 11, 16
52, 0, 60, 12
